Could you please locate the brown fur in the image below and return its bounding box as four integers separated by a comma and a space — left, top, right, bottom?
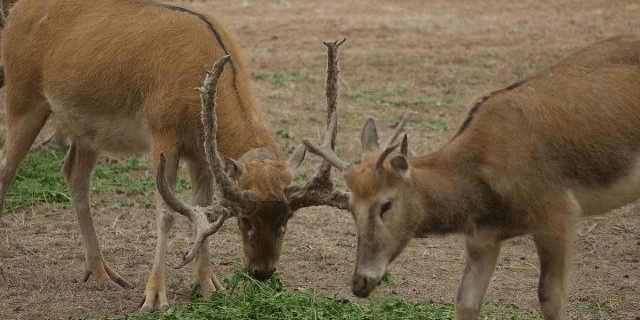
0, 0, 298, 313
317, 35, 640, 320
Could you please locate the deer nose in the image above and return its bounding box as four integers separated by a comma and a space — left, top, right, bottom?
351, 272, 381, 298
248, 266, 276, 280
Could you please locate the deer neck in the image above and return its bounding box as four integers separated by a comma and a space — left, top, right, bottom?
410, 150, 516, 239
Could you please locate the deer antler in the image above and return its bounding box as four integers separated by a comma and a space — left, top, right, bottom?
0, 2, 5, 29
285, 39, 350, 211
156, 55, 257, 268
156, 153, 231, 269
374, 113, 411, 172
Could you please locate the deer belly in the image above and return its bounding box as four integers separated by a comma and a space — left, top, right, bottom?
48, 99, 152, 155
570, 157, 640, 216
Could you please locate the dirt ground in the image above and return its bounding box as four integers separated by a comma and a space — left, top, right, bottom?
1, 0, 640, 319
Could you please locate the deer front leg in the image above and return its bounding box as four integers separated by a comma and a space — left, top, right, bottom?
63, 144, 132, 290
188, 160, 223, 297
141, 150, 179, 313
455, 230, 502, 320
532, 224, 573, 320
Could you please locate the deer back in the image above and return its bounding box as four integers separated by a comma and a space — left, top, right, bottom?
452, 34, 640, 218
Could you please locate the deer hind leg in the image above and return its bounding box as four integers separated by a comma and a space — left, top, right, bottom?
0, 94, 50, 217
455, 230, 502, 320
63, 144, 132, 290
187, 159, 223, 297
141, 148, 179, 313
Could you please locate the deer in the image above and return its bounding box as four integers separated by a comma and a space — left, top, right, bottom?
0, 0, 347, 313
303, 34, 640, 320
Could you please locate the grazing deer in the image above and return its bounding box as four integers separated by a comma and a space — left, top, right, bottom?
303, 34, 640, 320
0, 0, 347, 313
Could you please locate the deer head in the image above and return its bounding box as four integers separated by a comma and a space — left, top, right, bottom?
303, 114, 410, 296
157, 40, 349, 279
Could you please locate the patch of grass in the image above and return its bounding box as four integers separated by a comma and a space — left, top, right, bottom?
336, 238, 356, 248
580, 300, 616, 314
4, 147, 70, 211
3, 147, 192, 213
254, 70, 301, 87
72, 267, 462, 320
92, 157, 154, 195
418, 119, 450, 132
292, 173, 310, 184
353, 88, 459, 108
381, 271, 408, 286
276, 128, 293, 140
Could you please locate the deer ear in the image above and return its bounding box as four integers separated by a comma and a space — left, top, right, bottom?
400, 134, 408, 157
361, 117, 379, 152
285, 143, 306, 171
220, 154, 245, 180
389, 155, 409, 175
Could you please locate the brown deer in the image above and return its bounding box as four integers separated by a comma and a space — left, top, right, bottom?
303, 34, 640, 320
0, 0, 347, 313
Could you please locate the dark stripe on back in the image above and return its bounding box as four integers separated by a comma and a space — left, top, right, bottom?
453, 80, 524, 138
161, 4, 230, 57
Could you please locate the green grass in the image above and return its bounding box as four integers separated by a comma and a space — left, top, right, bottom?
67, 267, 539, 320
4, 147, 70, 211
352, 88, 459, 109
579, 300, 617, 314
3, 147, 191, 212
71, 267, 458, 320
418, 119, 450, 132
254, 70, 301, 87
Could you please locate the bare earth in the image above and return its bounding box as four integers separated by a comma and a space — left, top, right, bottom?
1, 0, 639, 319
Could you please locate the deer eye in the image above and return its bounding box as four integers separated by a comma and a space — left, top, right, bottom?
380, 201, 392, 218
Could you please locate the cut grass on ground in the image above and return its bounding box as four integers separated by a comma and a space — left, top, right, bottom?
71, 267, 541, 320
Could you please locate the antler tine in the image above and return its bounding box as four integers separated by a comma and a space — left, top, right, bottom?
374, 113, 411, 171
302, 112, 350, 170
174, 202, 230, 268
322, 38, 346, 150
199, 55, 242, 200
284, 38, 351, 212
382, 113, 411, 150
0, 2, 5, 29
155, 153, 231, 268
301, 38, 349, 171
156, 153, 197, 219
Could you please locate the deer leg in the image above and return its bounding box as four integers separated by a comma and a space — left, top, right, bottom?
532, 222, 573, 320
0, 96, 50, 218
141, 149, 179, 313
187, 159, 223, 297
63, 144, 132, 290
455, 230, 502, 320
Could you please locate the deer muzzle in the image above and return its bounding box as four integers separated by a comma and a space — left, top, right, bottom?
351, 271, 381, 298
